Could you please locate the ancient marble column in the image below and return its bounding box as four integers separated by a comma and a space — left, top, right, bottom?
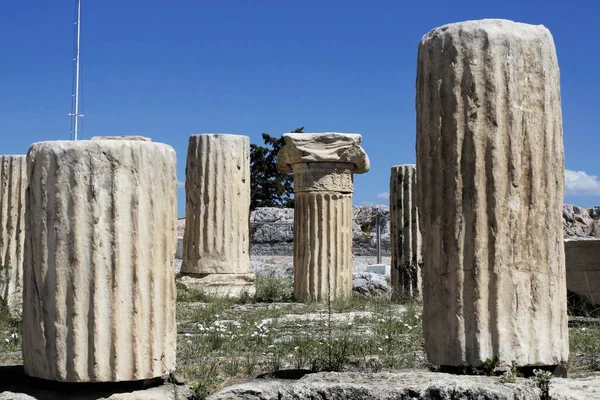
416, 19, 567, 368
389, 165, 422, 299
277, 133, 369, 302
22, 137, 177, 382
0, 155, 27, 318
181, 134, 254, 297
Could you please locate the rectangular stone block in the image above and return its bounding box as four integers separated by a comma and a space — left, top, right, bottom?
565, 239, 600, 305
365, 264, 391, 277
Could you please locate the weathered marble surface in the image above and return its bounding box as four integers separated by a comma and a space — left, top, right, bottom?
182, 134, 251, 275
416, 19, 567, 367
208, 371, 600, 400
23, 138, 177, 382
278, 133, 369, 301
389, 165, 421, 299
0, 155, 27, 317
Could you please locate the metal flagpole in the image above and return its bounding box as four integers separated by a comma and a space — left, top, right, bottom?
69, 0, 83, 140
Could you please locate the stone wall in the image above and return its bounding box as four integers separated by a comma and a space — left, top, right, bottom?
565, 239, 600, 305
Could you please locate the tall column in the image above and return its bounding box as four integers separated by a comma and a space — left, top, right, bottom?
0, 155, 27, 317
181, 134, 254, 297
22, 137, 177, 382
277, 133, 369, 302
390, 165, 422, 299
416, 19, 567, 368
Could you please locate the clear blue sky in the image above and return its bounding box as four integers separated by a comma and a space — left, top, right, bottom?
1, 1, 599, 217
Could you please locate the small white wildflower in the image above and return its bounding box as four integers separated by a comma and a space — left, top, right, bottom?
268, 345, 275, 348
4, 338, 9, 343
294, 346, 300, 351
378, 347, 383, 352
184, 333, 192, 337
581, 327, 588, 332
11, 333, 18, 339
384, 335, 389, 340
186, 340, 192, 344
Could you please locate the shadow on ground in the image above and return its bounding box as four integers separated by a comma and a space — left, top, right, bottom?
0, 364, 191, 399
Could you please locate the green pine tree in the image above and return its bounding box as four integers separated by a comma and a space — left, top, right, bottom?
250, 127, 303, 210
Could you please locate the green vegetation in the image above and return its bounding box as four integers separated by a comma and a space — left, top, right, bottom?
3, 278, 600, 399
0, 302, 21, 364
174, 278, 424, 397
249, 127, 303, 210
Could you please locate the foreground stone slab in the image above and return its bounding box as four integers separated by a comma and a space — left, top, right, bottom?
208, 371, 600, 400
565, 239, 600, 304
0, 155, 26, 317
389, 164, 421, 299
277, 133, 369, 301
182, 134, 254, 296
23, 138, 177, 382
416, 19, 567, 367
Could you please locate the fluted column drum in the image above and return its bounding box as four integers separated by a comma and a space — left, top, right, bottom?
182, 134, 250, 275
416, 19, 567, 368
0, 155, 27, 317
390, 165, 421, 299
293, 164, 354, 301
277, 133, 370, 302
22, 137, 177, 382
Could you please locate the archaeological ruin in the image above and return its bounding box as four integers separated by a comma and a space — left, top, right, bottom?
277, 133, 369, 301
0, 155, 27, 318
416, 19, 568, 368
389, 164, 422, 299
22, 137, 177, 382
181, 134, 255, 297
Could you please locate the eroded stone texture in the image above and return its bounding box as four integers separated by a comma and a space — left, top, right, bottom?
390, 165, 421, 299
416, 19, 567, 367
209, 371, 600, 400
278, 133, 369, 301
181, 134, 253, 294
91, 136, 152, 142
23, 139, 177, 382
0, 155, 26, 317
